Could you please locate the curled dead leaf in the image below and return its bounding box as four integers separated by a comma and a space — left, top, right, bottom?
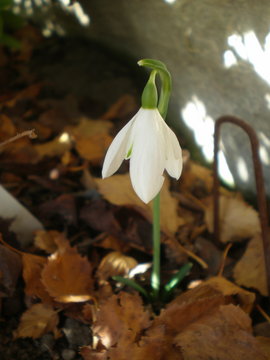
97, 251, 137, 284
205, 195, 260, 242
22, 253, 53, 304
34, 230, 62, 254
14, 303, 60, 339
233, 234, 268, 296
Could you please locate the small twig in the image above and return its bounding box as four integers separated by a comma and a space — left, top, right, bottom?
218, 243, 232, 277
176, 242, 208, 269
256, 304, 270, 323
0, 129, 37, 149
213, 116, 270, 295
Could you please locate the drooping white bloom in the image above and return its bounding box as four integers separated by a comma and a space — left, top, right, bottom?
102, 108, 182, 203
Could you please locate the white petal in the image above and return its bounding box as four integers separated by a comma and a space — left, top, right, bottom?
102, 116, 135, 178
162, 122, 183, 179
129, 109, 166, 203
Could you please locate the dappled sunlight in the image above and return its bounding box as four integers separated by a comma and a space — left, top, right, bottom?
236, 156, 249, 182
258, 132, 270, 165
223, 50, 238, 68
218, 151, 235, 186
181, 96, 235, 186
226, 30, 270, 86
163, 0, 177, 4
259, 145, 270, 165
181, 95, 214, 162
13, 0, 90, 30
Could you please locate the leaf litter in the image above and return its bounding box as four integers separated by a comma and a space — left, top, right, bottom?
0, 24, 269, 360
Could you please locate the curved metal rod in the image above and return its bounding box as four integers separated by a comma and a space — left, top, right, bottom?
213, 115, 270, 295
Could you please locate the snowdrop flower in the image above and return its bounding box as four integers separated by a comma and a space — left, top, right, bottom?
102, 107, 182, 203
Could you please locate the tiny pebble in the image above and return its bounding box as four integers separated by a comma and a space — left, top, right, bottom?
62, 348, 76, 360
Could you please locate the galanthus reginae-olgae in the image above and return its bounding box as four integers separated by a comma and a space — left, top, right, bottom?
102, 107, 182, 203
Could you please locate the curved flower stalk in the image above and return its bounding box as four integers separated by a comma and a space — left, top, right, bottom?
102, 108, 182, 203
102, 59, 186, 302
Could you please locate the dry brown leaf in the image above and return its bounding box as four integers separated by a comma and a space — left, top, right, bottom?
92, 292, 151, 349
180, 160, 214, 195
94, 234, 130, 252
102, 95, 137, 121
82, 303, 95, 324
76, 133, 112, 164
233, 234, 268, 296
96, 251, 137, 284
1, 134, 39, 164
5, 83, 42, 108
153, 276, 254, 335
66, 117, 113, 163
95, 174, 184, 234
257, 337, 270, 360
34, 230, 63, 254
0, 114, 16, 142
41, 243, 93, 303
205, 195, 260, 242
14, 303, 60, 339
22, 253, 53, 304
203, 276, 255, 313
174, 304, 267, 360
34, 133, 72, 159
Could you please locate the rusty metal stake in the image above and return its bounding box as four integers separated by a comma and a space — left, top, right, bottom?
213, 115, 270, 296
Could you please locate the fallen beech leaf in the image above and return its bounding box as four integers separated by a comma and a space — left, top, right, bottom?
39, 194, 77, 226
34, 230, 62, 254
34, 133, 72, 159
153, 276, 254, 334
95, 174, 184, 234
82, 303, 95, 324
41, 243, 93, 303
257, 337, 270, 360
102, 95, 137, 121
203, 276, 255, 313
80, 347, 107, 360
205, 195, 260, 242
22, 253, 53, 304
67, 117, 113, 163
80, 199, 153, 253
0, 114, 16, 142
76, 133, 112, 164
81, 334, 183, 360
180, 160, 213, 195
1, 137, 39, 164
14, 303, 60, 339
174, 304, 266, 360
92, 292, 151, 348
5, 83, 42, 108
94, 234, 130, 252
233, 234, 268, 296
97, 251, 137, 284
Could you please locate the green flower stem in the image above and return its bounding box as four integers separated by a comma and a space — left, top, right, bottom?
139, 59, 172, 300
151, 192, 161, 298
